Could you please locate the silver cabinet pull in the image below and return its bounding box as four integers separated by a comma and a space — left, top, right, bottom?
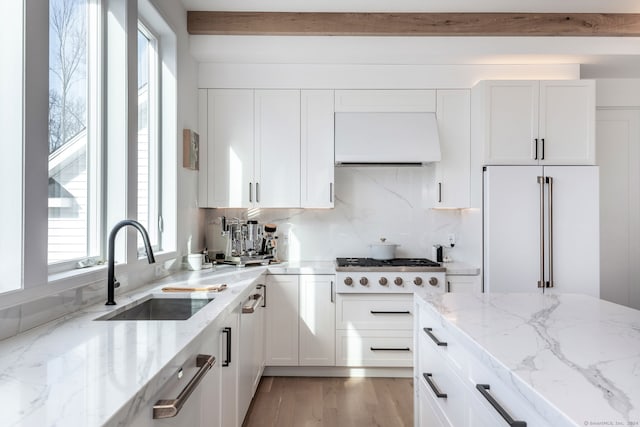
537, 176, 545, 289
242, 293, 264, 313
330, 280, 334, 303
423, 373, 447, 398
438, 182, 442, 203
249, 182, 253, 203
153, 354, 215, 419
329, 182, 333, 203
476, 384, 527, 427
256, 182, 260, 203
546, 176, 554, 288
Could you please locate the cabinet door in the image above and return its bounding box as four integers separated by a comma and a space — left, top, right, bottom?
481, 81, 539, 165
435, 90, 471, 208
301, 90, 335, 208
265, 275, 299, 365
206, 89, 254, 208
238, 292, 260, 423
254, 90, 301, 208
539, 80, 596, 165
446, 275, 481, 293
299, 275, 335, 366
220, 306, 240, 427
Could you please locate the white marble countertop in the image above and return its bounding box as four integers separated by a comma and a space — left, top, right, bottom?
0, 260, 339, 427
415, 292, 640, 426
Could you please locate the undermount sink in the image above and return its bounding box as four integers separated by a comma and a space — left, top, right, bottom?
95, 296, 214, 321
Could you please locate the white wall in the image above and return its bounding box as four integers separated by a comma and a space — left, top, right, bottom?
205, 167, 481, 266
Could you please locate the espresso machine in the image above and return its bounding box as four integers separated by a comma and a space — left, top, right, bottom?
220, 217, 276, 266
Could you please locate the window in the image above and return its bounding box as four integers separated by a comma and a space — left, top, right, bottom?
137, 23, 161, 252
48, 0, 100, 265
0, 0, 24, 293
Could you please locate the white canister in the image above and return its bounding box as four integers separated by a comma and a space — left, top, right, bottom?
187, 253, 203, 271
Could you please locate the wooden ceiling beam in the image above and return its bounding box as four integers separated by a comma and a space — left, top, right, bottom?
187, 12, 640, 37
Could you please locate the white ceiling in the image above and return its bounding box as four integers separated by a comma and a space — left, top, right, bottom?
182, 0, 640, 78
179, 0, 640, 13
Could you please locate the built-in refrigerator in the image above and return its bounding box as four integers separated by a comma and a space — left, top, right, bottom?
483, 165, 599, 296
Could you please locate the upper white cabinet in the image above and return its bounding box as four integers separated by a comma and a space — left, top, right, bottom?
254, 90, 301, 208
334, 90, 436, 112
198, 89, 254, 208
434, 89, 471, 208
199, 89, 301, 208
472, 80, 595, 165
301, 90, 335, 208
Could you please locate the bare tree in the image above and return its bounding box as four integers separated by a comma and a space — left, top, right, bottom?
49, 0, 86, 153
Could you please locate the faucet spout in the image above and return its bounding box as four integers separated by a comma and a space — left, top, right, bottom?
106, 219, 156, 305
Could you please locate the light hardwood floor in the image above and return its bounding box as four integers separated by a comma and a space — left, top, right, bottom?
242, 376, 414, 427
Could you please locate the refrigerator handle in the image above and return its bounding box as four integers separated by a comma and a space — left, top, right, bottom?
546, 176, 554, 288
537, 176, 545, 288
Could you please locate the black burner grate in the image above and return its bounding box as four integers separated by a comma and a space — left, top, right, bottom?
336, 257, 440, 268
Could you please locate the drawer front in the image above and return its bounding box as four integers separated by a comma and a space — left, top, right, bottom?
418, 336, 468, 427
336, 330, 413, 367
336, 294, 413, 330
417, 375, 451, 427
417, 304, 468, 376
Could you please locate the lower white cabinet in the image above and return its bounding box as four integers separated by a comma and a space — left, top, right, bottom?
265, 274, 336, 367
128, 327, 221, 427
335, 294, 413, 367
446, 274, 482, 293
220, 303, 240, 427
414, 298, 549, 427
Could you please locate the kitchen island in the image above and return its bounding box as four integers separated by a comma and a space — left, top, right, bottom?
414, 291, 640, 427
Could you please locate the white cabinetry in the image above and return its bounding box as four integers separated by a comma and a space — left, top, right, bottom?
220, 304, 240, 427
237, 285, 266, 423
301, 90, 335, 208
254, 90, 301, 208
446, 275, 481, 293
473, 80, 595, 166
335, 294, 413, 367
265, 274, 336, 367
434, 89, 471, 208
334, 90, 436, 112
198, 89, 303, 208
415, 299, 549, 427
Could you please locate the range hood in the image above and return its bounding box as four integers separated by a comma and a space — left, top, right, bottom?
334, 112, 441, 166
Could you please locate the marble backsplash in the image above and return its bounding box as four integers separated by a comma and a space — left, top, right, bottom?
205, 166, 482, 266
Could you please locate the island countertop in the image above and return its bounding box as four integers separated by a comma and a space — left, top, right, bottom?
415, 291, 640, 426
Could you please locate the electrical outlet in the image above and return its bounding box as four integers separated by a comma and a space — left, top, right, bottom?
448, 233, 456, 247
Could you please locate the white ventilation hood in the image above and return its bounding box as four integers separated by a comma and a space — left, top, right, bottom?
334, 112, 441, 166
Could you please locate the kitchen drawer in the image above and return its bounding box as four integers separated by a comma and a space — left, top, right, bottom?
335, 329, 413, 367
417, 375, 451, 427
418, 335, 468, 427
336, 294, 413, 330
417, 303, 468, 376
466, 351, 549, 427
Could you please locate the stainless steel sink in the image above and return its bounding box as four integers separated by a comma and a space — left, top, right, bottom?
95, 296, 214, 321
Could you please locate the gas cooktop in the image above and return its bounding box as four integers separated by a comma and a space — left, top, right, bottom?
335, 257, 443, 271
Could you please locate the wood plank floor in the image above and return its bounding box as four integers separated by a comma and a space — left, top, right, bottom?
242, 376, 414, 427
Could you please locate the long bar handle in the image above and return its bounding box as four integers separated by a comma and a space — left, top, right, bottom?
153, 354, 215, 419
438, 182, 442, 203
370, 347, 411, 351
476, 384, 527, 427
423, 373, 447, 398
329, 183, 333, 203
533, 138, 538, 160
257, 283, 266, 307
546, 176, 554, 288
242, 293, 264, 313
423, 327, 448, 347
222, 327, 231, 367
330, 280, 334, 303
541, 138, 545, 160
537, 176, 545, 288
370, 310, 411, 315
249, 182, 253, 203
256, 182, 260, 203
